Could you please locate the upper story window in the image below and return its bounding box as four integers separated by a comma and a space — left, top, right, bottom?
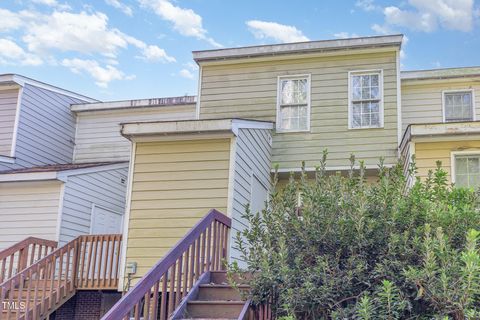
453, 153, 480, 188
349, 70, 383, 129
276, 75, 310, 132
443, 90, 475, 122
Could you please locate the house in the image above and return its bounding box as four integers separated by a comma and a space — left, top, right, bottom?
0, 74, 96, 171
2, 34, 480, 319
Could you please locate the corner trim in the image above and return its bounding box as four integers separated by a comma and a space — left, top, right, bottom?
10, 86, 23, 158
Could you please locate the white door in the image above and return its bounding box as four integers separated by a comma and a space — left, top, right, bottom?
91, 205, 123, 234
250, 174, 268, 214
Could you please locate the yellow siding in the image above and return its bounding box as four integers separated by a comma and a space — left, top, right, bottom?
199, 51, 399, 169
126, 139, 231, 277
0, 180, 62, 250
415, 140, 480, 182
402, 80, 480, 131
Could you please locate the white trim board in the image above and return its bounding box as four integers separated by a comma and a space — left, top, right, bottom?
10, 86, 23, 159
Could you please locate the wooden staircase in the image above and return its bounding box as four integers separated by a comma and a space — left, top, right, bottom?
172, 271, 250, 320
0, 234, 122, 319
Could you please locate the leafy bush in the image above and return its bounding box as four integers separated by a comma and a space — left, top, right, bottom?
230, 151, 480, 319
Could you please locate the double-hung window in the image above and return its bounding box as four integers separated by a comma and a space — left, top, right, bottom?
453, 153, 480, 188
443, 90, 475, 122
277, 75, 310, 132
349, 71, 383, 129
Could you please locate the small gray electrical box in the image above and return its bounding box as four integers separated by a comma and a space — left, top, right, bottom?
126, 261, 137, 274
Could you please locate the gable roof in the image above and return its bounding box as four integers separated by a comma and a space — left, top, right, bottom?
0, 74, 98, 102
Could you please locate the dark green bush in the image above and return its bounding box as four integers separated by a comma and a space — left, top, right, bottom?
230, 151, 480, 319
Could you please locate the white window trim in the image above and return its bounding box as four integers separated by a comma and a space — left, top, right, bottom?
450, 150, 480, 185
348, 69, 384, 130
442, 89, 476, 123
276, 74, 311, 133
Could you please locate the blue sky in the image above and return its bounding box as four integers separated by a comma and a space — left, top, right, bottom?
1, 0, 479, 101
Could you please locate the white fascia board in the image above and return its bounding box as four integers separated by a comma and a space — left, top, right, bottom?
410, 122, 480, 137
401, 67, 480, 81
0, 74, 98, 102
0, 171, 58, 182
121, 119, 274, 140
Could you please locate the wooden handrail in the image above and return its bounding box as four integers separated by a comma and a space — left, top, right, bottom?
0, 237, 57, 283
101, 209, 231, 320
0, 234, 122, 319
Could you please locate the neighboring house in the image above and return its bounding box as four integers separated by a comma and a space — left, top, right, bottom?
0, 162, 128, 250
71, 96, 197, 163
400, 67, 480, 186
0, 74, 97, 171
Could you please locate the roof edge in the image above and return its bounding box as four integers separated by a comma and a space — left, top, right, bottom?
0, 74, 98, 102
193, 34, 404, 62
71, 96, 197, 112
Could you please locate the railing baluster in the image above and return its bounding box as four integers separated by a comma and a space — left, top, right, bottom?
182, 246, 189, 299
160, 275, 167, 320
206, 224, 212, 271
144, 288, 151, 320
167, 262, 176, 316
194, 238, 201, 282
175, 254, 183, 307
152, 281, 159, 320
97, 235, 104, 288
114, 235, 122, 288
200, 229, 206, 274
103, 236, 110, 288
212, 221, 218, 270
108, 236, 115, 287
188, 243, 195, 291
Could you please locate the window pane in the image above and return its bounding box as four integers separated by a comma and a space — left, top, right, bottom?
445, 92, 473, 122
456, 158, 468, 174
468, 157, 480, 173
371, 74, 379, 87
456, 174, 468, 187
281, 80, 294, 105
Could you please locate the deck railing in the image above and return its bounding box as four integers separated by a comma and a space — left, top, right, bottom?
0, 234, 122, 319
101, 209, 231, 320
0, 237, 57, 284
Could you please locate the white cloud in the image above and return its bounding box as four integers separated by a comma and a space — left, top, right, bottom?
23, 11, 133, 57
246, 20, 309, 43
138, 0, 222, 47
382, 0, 475, 32
0, 9, 23, 32
333, 32, 360, 39
31, 0, 58, 6
356, 0, 377, 12
371, 23, 393, 35
0, 39, 42, 66
105, 0, 133, 16
141, 45, 176, 62
61, 58, 134, 87
179, 68, 195, 79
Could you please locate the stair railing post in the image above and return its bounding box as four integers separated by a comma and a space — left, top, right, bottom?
71, 238, 80, 291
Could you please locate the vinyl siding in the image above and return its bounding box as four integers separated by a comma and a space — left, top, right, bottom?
415, 140, 480, 182
59, 167, 128, 244
402, 80, 480, 131
199, 51, 399, 169
0, 88, 19, 157
0, 180, 62, 250
230, 128, 272, 265
74, 105, 196, 163
0, 84, 86, 171
125, 139, 231, 278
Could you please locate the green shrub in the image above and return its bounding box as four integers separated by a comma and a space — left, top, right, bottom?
230, 151, 480, 319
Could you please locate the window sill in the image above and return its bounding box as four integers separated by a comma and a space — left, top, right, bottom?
275, 129, 311, 134
348, 126, 384, 130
